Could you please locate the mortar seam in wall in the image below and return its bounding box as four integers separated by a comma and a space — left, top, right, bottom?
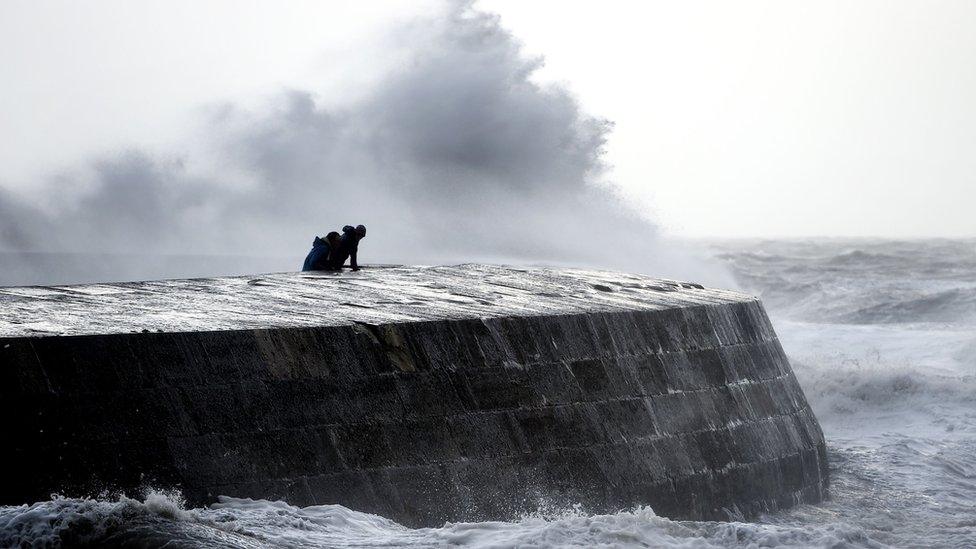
190, 444, 823, 489
114, 371, 803, 443
71, 371, 808, 444
182, 439, 827, 498
161, 404, 820, 469
32, 338, 793, 399
513, 337, 785, 367
394, 371, 805, 421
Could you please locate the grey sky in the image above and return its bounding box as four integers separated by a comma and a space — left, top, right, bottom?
1, 0, 974, 238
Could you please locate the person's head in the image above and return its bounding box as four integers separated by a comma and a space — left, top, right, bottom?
326, 231, 341, 247
355, 224, 367, 238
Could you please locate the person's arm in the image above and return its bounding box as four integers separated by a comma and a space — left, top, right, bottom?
322, 246, 334, 270
349, 249, 359, 270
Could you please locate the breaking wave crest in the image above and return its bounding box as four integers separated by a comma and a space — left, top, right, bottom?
0, 492, 879, 549
713, 239, 976, 547
831, 287, 976, 325
792, 350, 976, 423
714, 239, 976, 325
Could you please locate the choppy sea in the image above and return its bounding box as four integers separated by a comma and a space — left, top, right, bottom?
2, 239, 974, 548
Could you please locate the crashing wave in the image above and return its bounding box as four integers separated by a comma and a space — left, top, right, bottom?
712, 239, 976, 325
0, 492, 879, 549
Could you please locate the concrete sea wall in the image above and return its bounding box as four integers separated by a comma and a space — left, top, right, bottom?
0, 266, 828, 526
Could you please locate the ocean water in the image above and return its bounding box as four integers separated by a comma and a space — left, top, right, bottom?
2, 239, 974, 548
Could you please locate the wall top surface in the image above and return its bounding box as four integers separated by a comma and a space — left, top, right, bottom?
0, 264, 753, 338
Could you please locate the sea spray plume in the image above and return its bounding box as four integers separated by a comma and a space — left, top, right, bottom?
0, 1, 723, 284
211, 5, 655, 266
0, 191, 37, 250
67, 153, 218, 250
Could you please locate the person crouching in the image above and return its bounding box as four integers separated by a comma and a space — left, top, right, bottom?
302, 231, 341, 271
328, 224, 366, 271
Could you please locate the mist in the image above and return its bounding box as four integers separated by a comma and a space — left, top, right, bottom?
0, 2, 728, 288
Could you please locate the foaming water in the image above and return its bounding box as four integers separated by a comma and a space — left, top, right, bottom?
718, 239, 976, 547
0, 493, 878, 548
762, 321, 976, 547
712, 239, 976, 326
3, 239, 974, 548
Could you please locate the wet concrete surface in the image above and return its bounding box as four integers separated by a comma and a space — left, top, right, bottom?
0, 265, 828, 526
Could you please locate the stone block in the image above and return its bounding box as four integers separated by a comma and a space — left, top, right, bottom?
591, 398, 658, 442
523, 360, 587, 405
329, 423, 395, 469
446, 412, 523, 458
395, 371, 466, 418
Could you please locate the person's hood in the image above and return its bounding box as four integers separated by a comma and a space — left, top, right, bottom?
342, 225, 366, 238
312, 236, 328, 246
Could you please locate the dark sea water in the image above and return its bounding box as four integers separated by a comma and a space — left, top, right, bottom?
2, 239, 974, 548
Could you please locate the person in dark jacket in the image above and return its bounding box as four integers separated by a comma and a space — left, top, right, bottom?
302, 231, 341, 271
329, 224, 366, 270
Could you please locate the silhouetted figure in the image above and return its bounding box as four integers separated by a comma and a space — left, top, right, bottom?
329, 224, 367, 271
302, 231, 341, 271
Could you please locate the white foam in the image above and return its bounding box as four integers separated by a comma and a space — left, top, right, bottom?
0, 493, 879, 548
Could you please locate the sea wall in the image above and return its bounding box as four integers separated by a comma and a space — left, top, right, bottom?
0, 266, 828, 526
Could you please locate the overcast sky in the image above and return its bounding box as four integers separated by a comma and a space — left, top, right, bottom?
1, 0, 974, 238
